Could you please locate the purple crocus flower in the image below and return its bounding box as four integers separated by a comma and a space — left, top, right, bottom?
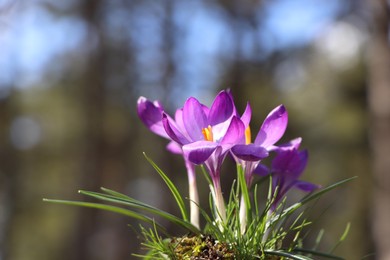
162, 90, 244, 222
267, 146, 320, 210
231, 104, 288, 186
162, 90, 241, 173
137, 96, 200, 228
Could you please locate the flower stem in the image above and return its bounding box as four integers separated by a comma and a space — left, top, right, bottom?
239, 195, 247, 234
185, 159, 200, 229
212, 178, 226, 224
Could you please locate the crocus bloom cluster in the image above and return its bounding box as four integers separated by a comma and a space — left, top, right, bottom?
137, 90, 318, 231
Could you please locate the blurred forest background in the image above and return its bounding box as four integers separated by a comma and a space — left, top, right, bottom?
0, 0, 389, 259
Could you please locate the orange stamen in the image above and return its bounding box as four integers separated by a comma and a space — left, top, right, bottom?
245, 126, 251, 145
202, 125, 214, 141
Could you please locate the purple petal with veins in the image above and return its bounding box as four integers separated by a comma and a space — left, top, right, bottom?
162, 114, 190, 145
240, 102, 252, 128
253, 163, 270, 176
272, 149, 308, 178
166, 141, 182, 154
183, 97, 208, 141
208, 91, 234, 126
220, 116, 245, 145
254, 105, 288, 148
270, 137, 302, 152
231, 144, 268, 161
183, 141, 218, 165
137, 97, 169, 139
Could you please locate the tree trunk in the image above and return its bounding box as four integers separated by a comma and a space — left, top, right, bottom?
367, 1, 390, 259
68, 1, 110, 259
0, 94, 19, 260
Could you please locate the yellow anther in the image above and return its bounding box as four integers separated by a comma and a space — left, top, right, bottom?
245, 126, 251, 145
202, 125, 214, 141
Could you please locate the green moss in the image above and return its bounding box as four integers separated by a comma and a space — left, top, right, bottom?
170, 235, 235, 260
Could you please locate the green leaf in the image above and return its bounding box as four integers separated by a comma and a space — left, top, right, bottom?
144, 153, 189, 222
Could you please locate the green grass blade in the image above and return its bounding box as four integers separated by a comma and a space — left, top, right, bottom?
262, 250, 313, 260
78, 190, 200, 234
281, 176, 357, 218
329, 222, 351, 253
300, 176, 357, 205
43, 198, 167, 234
144, 153, 189, 222
200, 165, 212, 186
313, 229, 325, 251
292, 248, 345, 259
253, 183, 259, 217
101, 187, 133, 200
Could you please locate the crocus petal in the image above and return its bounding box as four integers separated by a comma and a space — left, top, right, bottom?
283, 137, 302, 149
183, 141, 218, 165
231, 144, 268, 161
240, 102, 252, 128
137, 97, 169, 139
227, 89, 239, 116
201, 104, 210, 116
270, 137, 302, 152
183, 97, 208, 141
220, 116, 245, 145
272, 149, 308, 177
289, 149, 308, 178
174, 109, 185, 131
166, 141, 182, 154
271, 151, 294, 173
294, 180, 320, 192
254, 105, 288, 148
174, 108, 192, 140
162, 114, 189, 145
204, 146, 223, 179
296, 149, 309, 174
208, 90, 234, 126
253, 163, 270, 176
